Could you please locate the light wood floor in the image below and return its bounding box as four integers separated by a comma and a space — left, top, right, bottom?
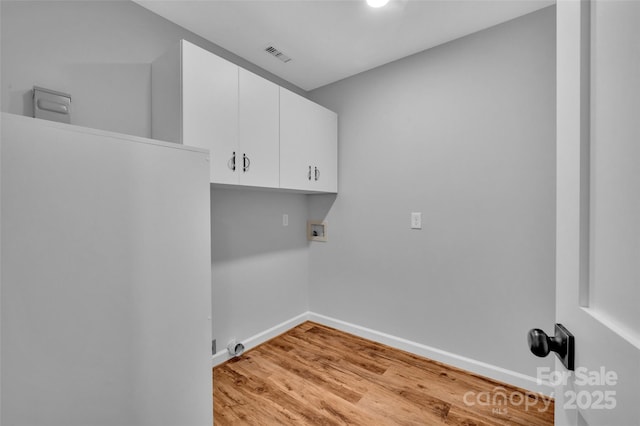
213, 322, 553, 425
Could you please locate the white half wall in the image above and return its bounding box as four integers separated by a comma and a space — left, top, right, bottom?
1, 114, 212, 426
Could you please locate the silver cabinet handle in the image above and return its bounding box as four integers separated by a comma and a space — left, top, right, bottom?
314, 167, 320, 181
228, 152, 236, 171
243, 154, 250, 172
308, 165, 312, 181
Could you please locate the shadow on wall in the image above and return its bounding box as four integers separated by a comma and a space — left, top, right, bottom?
210, 187, 312, 263
13, 90, 33, 116
307, 193, 338, 243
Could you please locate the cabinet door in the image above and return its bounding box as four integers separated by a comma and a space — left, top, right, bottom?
280, 88, 314, 191
309, 105, 338, 193
280, 88, 337, 192
182, 40, 239, 184
239, 69, 279, 188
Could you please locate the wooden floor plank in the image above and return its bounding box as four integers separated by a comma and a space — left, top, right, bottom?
213, 321, 554, 425
261, 355, 379, 426
254, 343, 365, 404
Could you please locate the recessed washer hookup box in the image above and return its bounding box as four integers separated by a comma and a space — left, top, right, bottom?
33, 86, 71, 124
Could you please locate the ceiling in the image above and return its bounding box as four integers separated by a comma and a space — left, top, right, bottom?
134, 0, 554, 91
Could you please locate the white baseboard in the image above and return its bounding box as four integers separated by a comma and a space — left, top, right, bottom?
212, 311, 553, 396
211, 312, 310, 367
308, 312, 553, 396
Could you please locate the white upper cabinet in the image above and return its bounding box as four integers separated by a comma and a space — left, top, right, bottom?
280, 88, 338, 193
152, 40, 337, 193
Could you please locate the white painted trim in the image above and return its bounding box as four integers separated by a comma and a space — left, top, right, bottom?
212, 311, 554, 396
1, 113, 208, 154
212, 312, 310, 367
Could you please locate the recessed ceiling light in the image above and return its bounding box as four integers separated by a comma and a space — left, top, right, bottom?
367, 0, 390, 8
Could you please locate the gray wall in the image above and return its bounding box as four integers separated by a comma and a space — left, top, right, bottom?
1, 0, 310, 361
308, 6, 556, 377
211, 189, 309, 351
0, 0, 305, 138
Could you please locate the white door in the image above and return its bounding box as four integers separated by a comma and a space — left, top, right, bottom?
555, 1, 640, 425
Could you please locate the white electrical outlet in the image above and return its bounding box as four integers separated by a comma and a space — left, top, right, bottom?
411, 212, 422, 229
283, 214, 289, 227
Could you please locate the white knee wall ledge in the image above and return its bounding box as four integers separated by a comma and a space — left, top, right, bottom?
211, 311, 554, 396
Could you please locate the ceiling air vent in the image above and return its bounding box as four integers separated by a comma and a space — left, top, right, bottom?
265, 45, 292, 63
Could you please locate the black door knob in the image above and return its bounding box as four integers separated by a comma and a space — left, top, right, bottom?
528, 328, 552, 357
527, 328, 562, 358
527, 324, 575, 370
